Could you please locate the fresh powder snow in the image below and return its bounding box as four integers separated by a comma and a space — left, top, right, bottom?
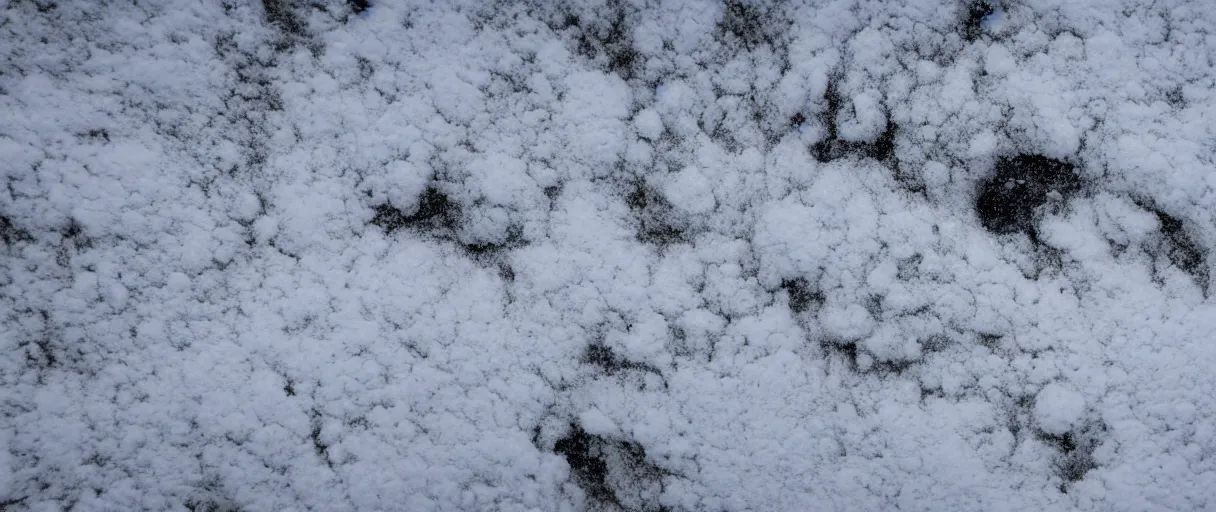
2, 0, 1215, 510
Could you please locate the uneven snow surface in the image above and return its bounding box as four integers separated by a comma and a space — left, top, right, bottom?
3, 1, 1216, 510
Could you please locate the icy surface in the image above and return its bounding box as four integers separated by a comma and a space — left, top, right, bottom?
2, 0, 1215, 510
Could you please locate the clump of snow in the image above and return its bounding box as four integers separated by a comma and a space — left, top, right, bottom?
820, 302, 876, 342
663, 166, 716, 214
1035, 383, 1088, 436
633, 108, 664, 140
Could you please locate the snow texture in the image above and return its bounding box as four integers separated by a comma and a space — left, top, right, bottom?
2, 0, 1216, 510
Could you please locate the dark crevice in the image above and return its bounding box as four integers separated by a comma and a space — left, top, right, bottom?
370, 186, 460, 236
356, 57, 374, 80
812, 82, 896, 163
583, 344, 664, 384
862, 294, 884, 318
0, 497, 29, 510
962, 0, 997, 41
780, 277, 823, 314
461, 225, 525, 259
347, 0, 370, 15
626, 183, 690, 247
184, 499, 241, 512
554, 424, 614, 506
23, 338, 57, 370
210, 33, 283, 176
566, 4, 639, 80
497, 262, 516, 283
62, 217, 89, 249
978, 333, 1004, 350
820, 339, 918, 375
896, 254, 922, 281
975, 155, 1081, 236
261, 0, 307, 38
717, 0, 784, 51
821, 339, 860, 371
1142, 205, 1209, 291
637, 223, 689, 247
1164, 86, 1185, 108
1037, 424, 1103, 489
1, 216, 33, 246
371, 186, 530, 265
80, 128, 110, 142
553, 423, 670, 512
920, 334, 951, 353
308, 408, 333, 468
871, 358, 916, 375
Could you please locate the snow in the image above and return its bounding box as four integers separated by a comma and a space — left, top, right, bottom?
633, 109, 664, 140
664, 166, 716, 215
1034, 383, 1088, 436
3, 0, 1216, 510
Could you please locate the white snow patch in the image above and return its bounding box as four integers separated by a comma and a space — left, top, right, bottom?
1034, 383, 1088, 436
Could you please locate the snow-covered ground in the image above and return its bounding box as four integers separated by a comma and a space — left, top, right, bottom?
3, 0, 1215, 510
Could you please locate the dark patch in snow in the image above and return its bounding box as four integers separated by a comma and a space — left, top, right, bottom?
261, 0, 307, 38
559, 13, 581, 30
583, 343, 664, 381
371, 186, 527, 265
497, 262, 516, 283
462, 225, 526, 260
0, 215, 33, 246
812, 82, 896, 163
1037, 424, 1103, 489
1164, 86, 1185, 108
62, 217, 86, 247
184, 493, 241, 512
356, 56, 374, 80
820, 338, 918, 375
626, 182, 690, 247
781, 277, 823, 313
962, 1, 996, 41
79, 128, 110, 142
0, 497, 29, 510
23, 338, 57, 370
1144, 205, 1209, 291
347, 0, 370, 15
896, 254, 922, 281
565, 5, 640, 80
370, 186, 460, 236
53, 218, 90, 267
821, 339, 861, 371
717, 0, 782, 51
553, 423, 670, 511
863, 294, 884, 318
554, 424, 615, 505
308, 408, 333, 468
975, 155, 1081, 236
978, 333, 1004, 350
920, 334, 951, 353
211, 33, 283, 174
